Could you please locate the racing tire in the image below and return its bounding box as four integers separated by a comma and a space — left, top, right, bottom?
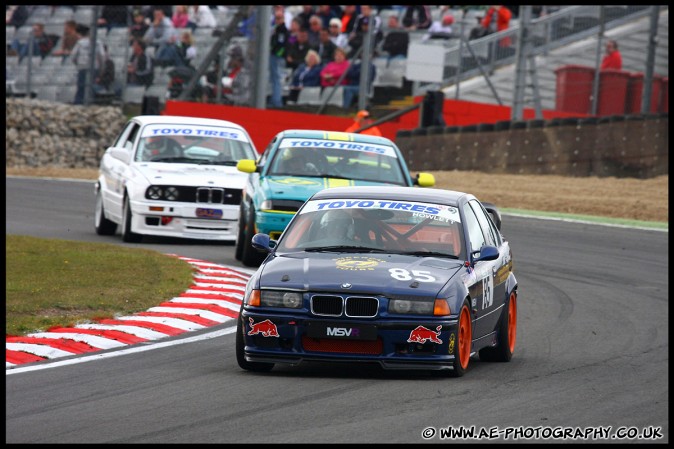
448, 301, 472, 377
121, 195, 142, 243
94, 189, 117, 235
240, 207, 265, 267
234, 206, 246, 261
236, 315, 274, 372
479, 291, 517, 363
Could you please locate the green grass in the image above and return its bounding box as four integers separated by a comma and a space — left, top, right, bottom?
5, 235, 196, 337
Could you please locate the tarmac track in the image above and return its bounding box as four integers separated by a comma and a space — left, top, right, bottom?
5, 177, 668, 443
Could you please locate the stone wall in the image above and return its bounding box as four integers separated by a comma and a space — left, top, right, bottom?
395, 115, 669, 179
5, 98, 128, 169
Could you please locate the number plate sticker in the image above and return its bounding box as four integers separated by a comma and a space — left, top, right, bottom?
307, 321, 377, 340
196, 208, 223, 219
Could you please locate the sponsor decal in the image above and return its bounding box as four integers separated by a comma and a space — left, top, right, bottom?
407, 325, 443, 344
279, 138, 397, 157
388, 268, 437, 282
326, 326, 360, 337
300, 199, 461, 223
141, 125, 247, 142
334, 256, 380, 271
247, 317, 279, 337
448, 333, 455, 354
271, 177, 322, 186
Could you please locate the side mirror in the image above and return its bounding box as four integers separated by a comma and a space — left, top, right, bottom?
237, 159, 258, 173
415, 172, 436, 187
471, 245, 499, 265
109, 147, 131, 164
481, 202, 502, 230
251, 233, 276, 253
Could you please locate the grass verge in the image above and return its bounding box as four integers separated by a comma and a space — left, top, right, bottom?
5, 235, 196, 337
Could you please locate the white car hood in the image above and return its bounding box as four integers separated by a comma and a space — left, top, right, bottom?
132, 163, 249, 188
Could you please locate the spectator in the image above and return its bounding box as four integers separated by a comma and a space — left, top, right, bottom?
52, 20, 79, 58
350, 5, 382, 38
600, 40, 622, 70
316, 27, 337, 63
287, 16, 302, 46
347, 15, 383, 59
187, 5, 216, 31
269, 5, 290, 108
175, 30, 197, 68
296, 5, 315, 30
71, 24, 106, 104
6, 5, 32, 30
9, 22, 58, 61
129, 8, 149, 44
316, 5, 338, 29
307, 15, 323, 48
93, 44, 120, 97
172, 5, 190, 29
401, 5, 432, 31
97, 5, 129, 34
286, 27, 313, 71
479, 5, 512, 45
197, 58, 223, 102
345, 109, 382, 136
227, 51, 251, 106
143, 8, 177, 65
127, 38, 154, 88
340, 5, 359, 35
381, 15, 409, 63
320, 46, 350, 88
328, 18, 348, 50
423, 13, 455, 41
342, 58, 376, 109
288, 49, 323, 103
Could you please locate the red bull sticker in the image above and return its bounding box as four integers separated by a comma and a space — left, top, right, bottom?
334, 256, 380, 271
247, 317, 280, 337
448, 333, 455, 354
407, 325, 443, 344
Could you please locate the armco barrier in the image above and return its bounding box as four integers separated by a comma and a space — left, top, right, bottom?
395, 114, 668, 179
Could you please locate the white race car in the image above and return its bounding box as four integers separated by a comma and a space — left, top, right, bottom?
94, 115, 258, 242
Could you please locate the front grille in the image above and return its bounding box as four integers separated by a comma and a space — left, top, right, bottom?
268, 199, 305, 212
302, 336, 383, 354
345, 297, 379, 317
145, 186, 242, 205
311, 295, 343, 316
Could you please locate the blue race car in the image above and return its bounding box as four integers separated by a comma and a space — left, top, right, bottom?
234, 130, 436, 266
236, 186, 517, 377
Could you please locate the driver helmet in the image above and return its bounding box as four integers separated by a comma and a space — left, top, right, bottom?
319, 209, 355, 239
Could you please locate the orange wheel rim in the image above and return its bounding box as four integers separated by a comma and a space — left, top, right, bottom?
508, 293, 517, 353
458, 306, 471, 369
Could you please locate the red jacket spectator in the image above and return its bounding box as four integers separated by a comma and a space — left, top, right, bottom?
320, 47, 350, 87
600, 40, 622, 70
481, 5, 512, 47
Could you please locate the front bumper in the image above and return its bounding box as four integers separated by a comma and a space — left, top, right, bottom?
241, 310, 461, 371
130, 199, 239, 240
254, 210, 296, 239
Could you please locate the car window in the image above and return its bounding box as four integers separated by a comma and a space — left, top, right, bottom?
469, 199, 498, 247
277, 198, 465, 259
134, 124, 256, 163
268, 137, 407, 185
124, 123, 139, 151
463, 203, 487, 257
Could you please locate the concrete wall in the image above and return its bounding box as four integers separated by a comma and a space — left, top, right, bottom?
395, 115, 668, 179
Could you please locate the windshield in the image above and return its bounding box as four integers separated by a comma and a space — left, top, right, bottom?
136, 124, 256, 164
276, 198, 465, 259
268, 137, 407, 185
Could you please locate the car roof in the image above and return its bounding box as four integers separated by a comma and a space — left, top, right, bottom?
131, 115, 248, 131
276, 129, 396, 145
311, 186, 474, 206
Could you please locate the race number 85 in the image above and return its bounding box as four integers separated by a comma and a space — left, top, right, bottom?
389, 268, 436, 282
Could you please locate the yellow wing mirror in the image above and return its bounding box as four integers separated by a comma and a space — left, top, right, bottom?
237, 159, 257, 173
415, 172, 435, 187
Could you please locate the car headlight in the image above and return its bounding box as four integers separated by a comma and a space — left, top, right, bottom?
145, 185, 180, 201
147, 186, 163, 200
389, 298, 450, 316
260, 290, 303, 308
260, 200, 273, 210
